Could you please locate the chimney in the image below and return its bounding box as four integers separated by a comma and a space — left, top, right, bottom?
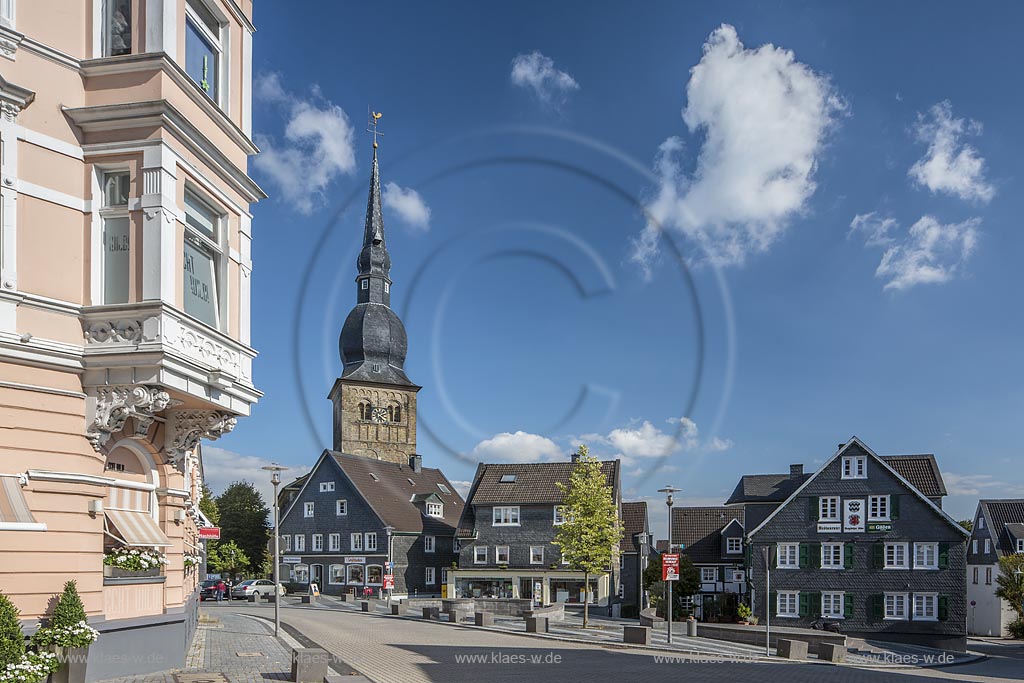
790, 464, 803, 479
571, 451, 580, 464
409, 455, 422, 473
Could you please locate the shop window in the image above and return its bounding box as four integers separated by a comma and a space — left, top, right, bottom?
329, 564, 344, 584
293, 564, 309, 584
346, 564, 364, 584
366, 565, 383, 585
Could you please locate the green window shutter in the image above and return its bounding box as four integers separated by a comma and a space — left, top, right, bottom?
809, 496, 819, 521
869, 594, 883, 621
799, 543, 809, 569
844, 593, 854, 618
844, 543, 854, 569
890, 494, 900, 520
799, 592, 810, 617
810, 543, 821, 569
872, 542, 884, 569
938, 542, 949, 569
770, 590, 777, 616
938, 595, 948, 621
810, 592, 822, 617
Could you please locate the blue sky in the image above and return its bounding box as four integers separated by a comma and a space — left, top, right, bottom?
206, 1, 1024, 537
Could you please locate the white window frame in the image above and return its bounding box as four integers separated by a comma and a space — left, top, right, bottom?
312, 534, 323, 552
777, 543, 799, 569
701, 567, 717, 583
821, 591, 845, 618
978, 516, 985, 530
346, 564, 364, 585
425, 567, 436, 585
553, 506, 566, 525
1018, 539, 1024, 554
303, 502, 314, 518
885, 542, 909, 569
821, 543, 844, 569
328, 533, 340, 552
530, 546, 544, 565
984, 538, 991, 554
184, 0, 229, 110
777, 591, 799, 618
726, 537, 742, 554
336, 499, 347, 516
0, 0, 15, 29
361, 278, 369, 290
426, 502, 443, 518
282, 535, 291, 552
319, 481, 335, 493
913, 593, 938, 621
100, 0, 133, 56
493, 506, 520, 526
884, 592, 909, 620
474, 546, 487, 565
294, 535, 305, 552
424, 535, 435, 553
350, 533, 363, 552
365, 532, 377, 552
366, 565, 383, 586
819, 496, 840, 522
913, 542, 938, 570
328, 564, 344, 585
972, 539, 978, 554
841, 456, 867, 479
98, 170, 132, 305
868, 495, 890, 521
496, 546, 510, 564
182, 188, 226, 330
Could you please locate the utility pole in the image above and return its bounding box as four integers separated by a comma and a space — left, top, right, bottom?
263, 463, 288, 637
658, 486, 681, 644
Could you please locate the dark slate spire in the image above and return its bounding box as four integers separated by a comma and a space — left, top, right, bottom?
338, 145, 414, 386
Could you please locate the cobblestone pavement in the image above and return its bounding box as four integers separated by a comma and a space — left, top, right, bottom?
231, 600, 1024, 683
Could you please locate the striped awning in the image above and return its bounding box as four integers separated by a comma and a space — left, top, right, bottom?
0, 476, 44, 530
105, 509, 171, 547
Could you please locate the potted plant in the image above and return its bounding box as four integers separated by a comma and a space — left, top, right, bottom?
747, 615, 759, 626
31, 582, 98, 683
736, 602, 752, 625
102, 548, 168, 578
0, 590, 59, 683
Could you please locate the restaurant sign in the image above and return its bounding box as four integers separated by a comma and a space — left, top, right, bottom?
344, 556, 366, 564
867, 522, 893, 533
816, 522, 842, 533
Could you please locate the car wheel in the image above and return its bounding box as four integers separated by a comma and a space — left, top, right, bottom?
253, 591, 261, 598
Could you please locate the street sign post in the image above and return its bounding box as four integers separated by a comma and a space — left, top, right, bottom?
662, 553, 680, 581
383, 574, 395, 590
199, 527, 221, 540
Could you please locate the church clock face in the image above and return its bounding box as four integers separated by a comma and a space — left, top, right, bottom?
370, 407, 389, 423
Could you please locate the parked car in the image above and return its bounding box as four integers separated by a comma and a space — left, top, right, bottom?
199, 580, 220, 601
231, 579, 283, 599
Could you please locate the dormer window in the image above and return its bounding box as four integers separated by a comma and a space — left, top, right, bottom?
361, 279, 369, 290
841, 455, 867, 479
726, 537, 742, 553
437, 483, 451, 494
499, 474, 517, 483
426, 502, 443, 517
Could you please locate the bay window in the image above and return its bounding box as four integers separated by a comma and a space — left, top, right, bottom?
185, 0, 224, 103
100, 171, 131, 304
183, 190, 223, 329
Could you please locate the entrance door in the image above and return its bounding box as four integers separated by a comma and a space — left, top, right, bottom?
520, 579, 533, 602
311, 564, 323, 590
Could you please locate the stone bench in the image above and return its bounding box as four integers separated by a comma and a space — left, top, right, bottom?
391, 603, 407, 616
623, 625, 651, 645
360, 601, 371, 612
446, 608, 471, 624
422, 606, 440, 620
639, 608, 664, 628
777, 639, 808, 660
339, 594, 351, 602
818, 642, 846, 663
525, 616, 548, 633
291, 647, 328, 683
474, 611, 494, 627
301, 595, 316, 604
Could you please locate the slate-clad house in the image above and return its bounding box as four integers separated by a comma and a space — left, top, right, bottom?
740, 437, 969, 650
450, 457, 621, 606
966, 499, 1024, 636
672, 507, 746, 621
278, 451, 462, 597
620, 501, 653, 613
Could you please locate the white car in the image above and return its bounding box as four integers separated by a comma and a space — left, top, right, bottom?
232, 579, 284, 599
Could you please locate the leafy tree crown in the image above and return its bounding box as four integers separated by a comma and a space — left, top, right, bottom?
554, 445, 622, 575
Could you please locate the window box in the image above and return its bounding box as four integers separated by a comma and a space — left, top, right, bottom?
103, 566, 162, 579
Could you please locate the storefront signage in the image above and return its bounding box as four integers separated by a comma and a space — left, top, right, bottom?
344, 556, 366, 564
282, 556, 301, 564
843, 499, 866, 532
867, 522, 892, 533
816, 522, 842, 533
199, 527, 221, 539
663, 553, 680, 581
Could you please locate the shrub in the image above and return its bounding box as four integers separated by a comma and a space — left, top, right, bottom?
737, 603, 752, 620
0, 650, 60, 683
1008, 619, 1024, 640
50, 583, 86, 631
31, 582, 98, 650
0, 594, 24, 669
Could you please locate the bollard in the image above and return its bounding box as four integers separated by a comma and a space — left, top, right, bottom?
291, 648, 328, 683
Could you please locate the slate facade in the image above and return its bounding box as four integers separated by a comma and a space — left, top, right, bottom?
744, 438, 969, 650
620, 501, 652, 613
672, 507, 747, 621
966, 499, 1024, 636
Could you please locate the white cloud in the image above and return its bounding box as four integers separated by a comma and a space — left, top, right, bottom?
909, 101, 994, 203
868, 215, 980, 291
252, 73, 357, 214
469, 431, 564, 463
449, 480, 474, 499
944, 472, 1024, 497
510, 51, 579, 108
382, 181, 431, 232
201, 445, 311, 506
849, 212, 897, 247
706, 436, 734, 452
633, 24, 844, 273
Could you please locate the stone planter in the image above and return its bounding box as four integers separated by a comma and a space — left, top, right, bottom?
50, 646, 89, 683
103, 566, 161, 579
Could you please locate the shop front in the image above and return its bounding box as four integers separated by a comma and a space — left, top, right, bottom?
449, 569, 609, 606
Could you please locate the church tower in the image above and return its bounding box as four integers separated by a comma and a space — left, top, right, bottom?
329, 137, 420, 463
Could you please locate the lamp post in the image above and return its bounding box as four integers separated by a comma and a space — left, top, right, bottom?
262, 463, 288, 638
658, 486, 681, 644
384, 525, 395, 603
638, 531, 649, 610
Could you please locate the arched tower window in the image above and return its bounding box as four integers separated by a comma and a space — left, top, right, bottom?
393, 406, 401, 422
358, 403, 366, 420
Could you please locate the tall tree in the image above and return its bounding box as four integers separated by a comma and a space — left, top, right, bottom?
643, 553, 700, 619
995, 554, 1024, 623
207, 540, 251, 580
555, 445, 622, 628
216, 481, 269, 571
199, 484, 220, 526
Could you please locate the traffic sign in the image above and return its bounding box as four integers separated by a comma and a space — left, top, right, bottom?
663, 553, 680, 581
199, 527, 221, 539
383, 574, 395, 590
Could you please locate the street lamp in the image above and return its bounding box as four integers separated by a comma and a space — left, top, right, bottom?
638, 531, 649, 610
658, 486, 681, 644
384, 525, 395, 603
262, 463, 288, 638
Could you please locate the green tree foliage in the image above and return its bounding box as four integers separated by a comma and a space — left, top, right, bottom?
206, 540, 251, 580
995, 554, 1024, 623
642, 553, 700, 620
958, 519, 973, 532
49, 581, 87, 629
0, 592, 25, 668
554, 445, 623, 628
199, 484, 220, 526
216, 481, 269, 571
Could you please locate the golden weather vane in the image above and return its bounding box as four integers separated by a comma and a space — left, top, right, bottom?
367, 108, 384, 149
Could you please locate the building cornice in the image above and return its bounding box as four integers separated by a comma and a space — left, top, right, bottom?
0, 72, 34, 122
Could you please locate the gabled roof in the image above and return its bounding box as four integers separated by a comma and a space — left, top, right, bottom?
671, 507, 745, 564
725, 472, 810, 504
747, 437, 970, 539
978, 499, 1024, 555
879, 454, 947, 498
621, 501, 649, 553
282, 450, 464, 534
